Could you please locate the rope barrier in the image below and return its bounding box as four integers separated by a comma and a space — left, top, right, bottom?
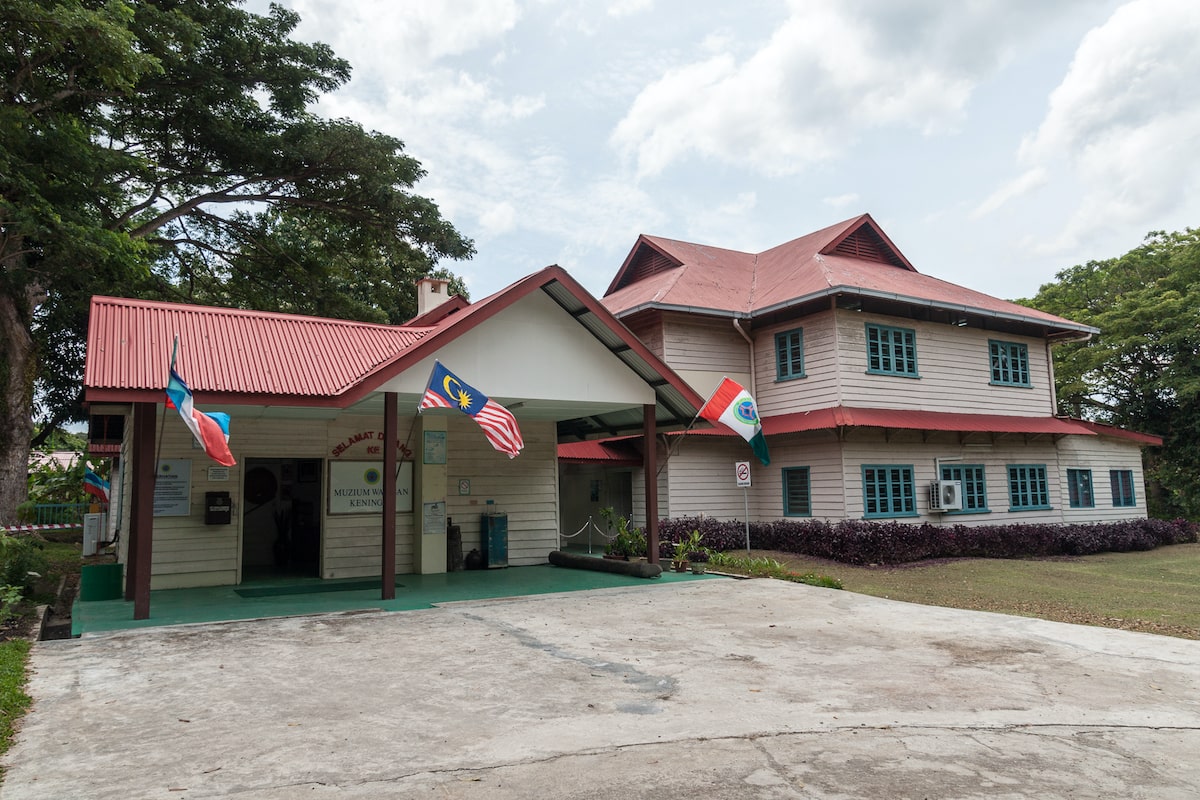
557, 516, 613, 554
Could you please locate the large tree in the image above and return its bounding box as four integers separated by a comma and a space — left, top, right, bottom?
0, 0, 473, 520
1020, 228, 1200, 519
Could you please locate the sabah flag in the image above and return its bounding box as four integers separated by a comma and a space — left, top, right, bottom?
83, 469, 110, 503
166, 367, 236, 466
698, 377, 770, 465
418, 361, 524, 458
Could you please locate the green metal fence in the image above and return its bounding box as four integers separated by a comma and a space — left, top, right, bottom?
33, 503, 91, 526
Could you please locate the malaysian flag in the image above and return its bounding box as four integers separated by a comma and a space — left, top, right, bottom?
417, 361, 524, 458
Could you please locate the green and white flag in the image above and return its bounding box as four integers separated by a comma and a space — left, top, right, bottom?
698, 377, 770, 465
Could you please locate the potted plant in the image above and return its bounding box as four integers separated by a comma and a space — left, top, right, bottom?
602, 509, 646, 561
688, 548, 710, 574
672, 529, 703, 572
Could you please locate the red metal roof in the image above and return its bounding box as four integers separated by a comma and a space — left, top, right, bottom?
85, 296, 434, 402
557, 438, 642, 465
84, 268, 707, 427
602, 214, 1095, 336
564, 406, 1160, 463
683, 405, 1161, 444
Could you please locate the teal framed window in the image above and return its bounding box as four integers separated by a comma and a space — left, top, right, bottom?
1067, 469, 1094, 508
862, 464, 917, 518
989, 340, 1031, 386
1110, 470, 1136, 507
866, 324, 918, 377
782, 467, 811, 516
775, 328, 805, 380
940, 464, 988, 513
1007, 464, 1050, 510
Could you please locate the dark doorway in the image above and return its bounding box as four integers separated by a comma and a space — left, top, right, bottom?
241, 458, 323, 580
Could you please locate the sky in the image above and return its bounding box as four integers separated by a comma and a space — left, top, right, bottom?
246, 0, 1200, 304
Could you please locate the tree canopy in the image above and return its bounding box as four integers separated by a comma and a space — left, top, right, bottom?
0, 0, 473, 520
1020, 228, 1200, 519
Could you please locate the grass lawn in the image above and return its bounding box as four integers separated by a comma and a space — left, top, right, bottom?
754, 542, 1200, 640
0, 639, 32, 772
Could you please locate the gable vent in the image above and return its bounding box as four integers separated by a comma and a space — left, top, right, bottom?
830, 225, 907, 268
628, 244, 682, 284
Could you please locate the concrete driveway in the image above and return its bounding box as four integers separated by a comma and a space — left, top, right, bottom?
4, 578, 1199, 799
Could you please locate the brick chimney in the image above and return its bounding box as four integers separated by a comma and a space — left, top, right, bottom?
416, 277, 452, 315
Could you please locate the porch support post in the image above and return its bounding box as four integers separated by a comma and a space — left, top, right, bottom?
643, 404, 659, 565
381, 391, 397, 600
129, 402, 156, 619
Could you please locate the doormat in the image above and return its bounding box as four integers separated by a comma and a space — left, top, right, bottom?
235, 579, 404, 598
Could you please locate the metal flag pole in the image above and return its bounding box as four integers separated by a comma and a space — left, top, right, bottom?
154, 335, 179, 471
743, 486, 751, 554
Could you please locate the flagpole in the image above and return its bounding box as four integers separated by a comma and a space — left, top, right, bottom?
153, 335, 178, 473
656, 380, 722, 476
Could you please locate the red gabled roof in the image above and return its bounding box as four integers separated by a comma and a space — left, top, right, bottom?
84, 268, 707, 428
85, 296, 433, 401
602, 214, 1095, 336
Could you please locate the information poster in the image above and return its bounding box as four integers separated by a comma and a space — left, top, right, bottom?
328, 461, 413, 514
153, 459, 192, 517
422, 501, 446, 535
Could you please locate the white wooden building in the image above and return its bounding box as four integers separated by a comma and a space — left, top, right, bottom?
84, 268, 702, 618
559, 214, 1160, 531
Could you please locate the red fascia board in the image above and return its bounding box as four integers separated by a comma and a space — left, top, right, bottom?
1073, 419, 1163, 446
83, 386, 349, 408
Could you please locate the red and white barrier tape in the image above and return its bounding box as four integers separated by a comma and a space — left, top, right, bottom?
3, 523, 84, 533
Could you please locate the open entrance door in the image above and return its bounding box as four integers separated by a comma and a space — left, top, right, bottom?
241, 458, 323, 580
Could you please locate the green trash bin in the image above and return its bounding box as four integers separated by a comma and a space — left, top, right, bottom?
79, 563, 124, 601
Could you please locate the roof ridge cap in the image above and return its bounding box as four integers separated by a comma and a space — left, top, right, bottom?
92, 294, 426, 332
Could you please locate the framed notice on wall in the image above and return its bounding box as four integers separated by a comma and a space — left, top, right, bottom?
328, 461, 414, 514
153, 459, 192, 517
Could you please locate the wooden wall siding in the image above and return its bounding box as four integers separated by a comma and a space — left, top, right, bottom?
665, 438, 759, 519
442, 417, 559, 566
836, 314, 1056, 416
148, 416, 241, 589
624, 315, 665, 361
1055, 435, 1150, 522
323, 414, 416, 579
750, 432, 847, 520
116, 414, 133, 568
661, 312, 750, 376
139, 410, 560, 586
631, 454, 671, 529
838, 432, 1069, 525
755, 310, 842, 415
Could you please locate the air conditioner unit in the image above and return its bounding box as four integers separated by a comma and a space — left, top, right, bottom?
929, 480, 963, 512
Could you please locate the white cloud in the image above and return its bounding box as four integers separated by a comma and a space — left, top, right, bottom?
1017, 0, 1200, 252
285, 0, 520, 74
971, 168, 1048, 219
607, 0, 653, 18
610, 1, 1086, 178
823, 193, 860, 209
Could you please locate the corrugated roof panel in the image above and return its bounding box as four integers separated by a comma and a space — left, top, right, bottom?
602, 214, 1095, 336
86, 296, 431, 398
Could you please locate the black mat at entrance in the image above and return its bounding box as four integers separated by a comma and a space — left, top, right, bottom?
235, 579, 404, 598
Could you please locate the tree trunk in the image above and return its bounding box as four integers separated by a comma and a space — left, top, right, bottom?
0, 288, 37, 523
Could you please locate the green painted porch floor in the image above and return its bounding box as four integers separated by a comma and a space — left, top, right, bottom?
72, 563, 720, 637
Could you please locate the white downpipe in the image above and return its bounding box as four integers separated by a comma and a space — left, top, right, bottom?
732, 318, 755, 394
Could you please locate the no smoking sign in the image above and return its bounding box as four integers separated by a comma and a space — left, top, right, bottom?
735, 461, 752, 487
